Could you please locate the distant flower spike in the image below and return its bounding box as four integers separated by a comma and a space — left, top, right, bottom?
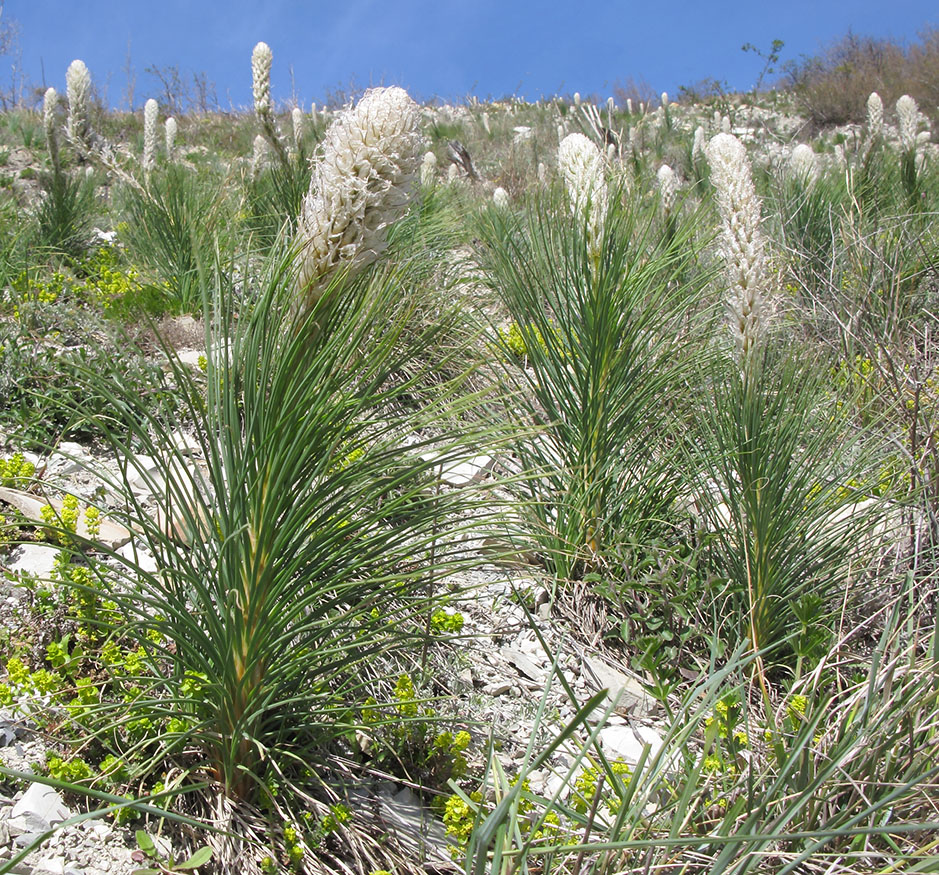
251, 133, 268, 179
657, 164, 678, 214
492, 186, 509, 208
43, 87, 60, 174
66, 59, 92, 148
420, 150, 437, 187
896, 94, 920, 152
788, 143, 818, 185
142, 98, 159, 173
291, 107, 304, 152
866, 92, 883, 139
165, 117, 177, 159
692, 126, 706, 163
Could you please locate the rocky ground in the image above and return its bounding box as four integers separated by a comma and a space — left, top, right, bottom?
0, 345, 667, 873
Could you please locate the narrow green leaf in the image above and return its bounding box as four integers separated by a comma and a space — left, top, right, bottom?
176, 846, 213, 869
135, 830, 157, 857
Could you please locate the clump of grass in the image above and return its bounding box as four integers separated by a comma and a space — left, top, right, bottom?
57, 246, 499, 872
460, 591, 939, 875
31, 167, 98, 260
690, 346, 886, 669
116, 164, 230, 314
477, 176, 707, 585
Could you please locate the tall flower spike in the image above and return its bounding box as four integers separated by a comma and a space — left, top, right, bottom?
866, 92, 883, 140
896, 94, 919, 152
291, 107, 304, 152
252, 42, 273, 120
43, 87, 60, 174
420, 150, 437, 187
656, 164, 678, 213
295, 86, 423, 311
165, 117, 177, 160
705, 133, 770, 367
557, 132, 608, 262
66, 59, 92, 148
692, 126, 706, 163
788, 143, 819, 186
252, 41, 288, 166
142, 98, 159, 174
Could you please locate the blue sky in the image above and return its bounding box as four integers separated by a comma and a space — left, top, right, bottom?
5, 0, 938, 109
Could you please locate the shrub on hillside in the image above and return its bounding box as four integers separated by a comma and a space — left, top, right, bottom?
782, 29, 939, 127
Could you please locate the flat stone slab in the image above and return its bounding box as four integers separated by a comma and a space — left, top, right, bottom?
501, 646, 547, 683
7, 543, 58, 580
11, 781, 70, 827
0, 487, 131, 550
582, 655, 660, 717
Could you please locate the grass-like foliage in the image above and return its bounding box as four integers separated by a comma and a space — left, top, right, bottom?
476, 183, 707, 584
60, 247, 496, 865
773, 171, 847, 293
242, 145, 313, 251
692, 348, 886, 669
33, 166, 97, 260
117, 164, 230, 314
462, 600, 939, 874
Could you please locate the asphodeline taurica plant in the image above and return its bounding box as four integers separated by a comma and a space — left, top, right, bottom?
657, 163, 678, 213
251, 133, 267, 179
705, 132, 770, 369
896, 94, 921, 153
291, 106, 303, 152
251, 40, 289, 165
294, 86, 423, 313
251, 41, 273, 122
164, 117, 177, 160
